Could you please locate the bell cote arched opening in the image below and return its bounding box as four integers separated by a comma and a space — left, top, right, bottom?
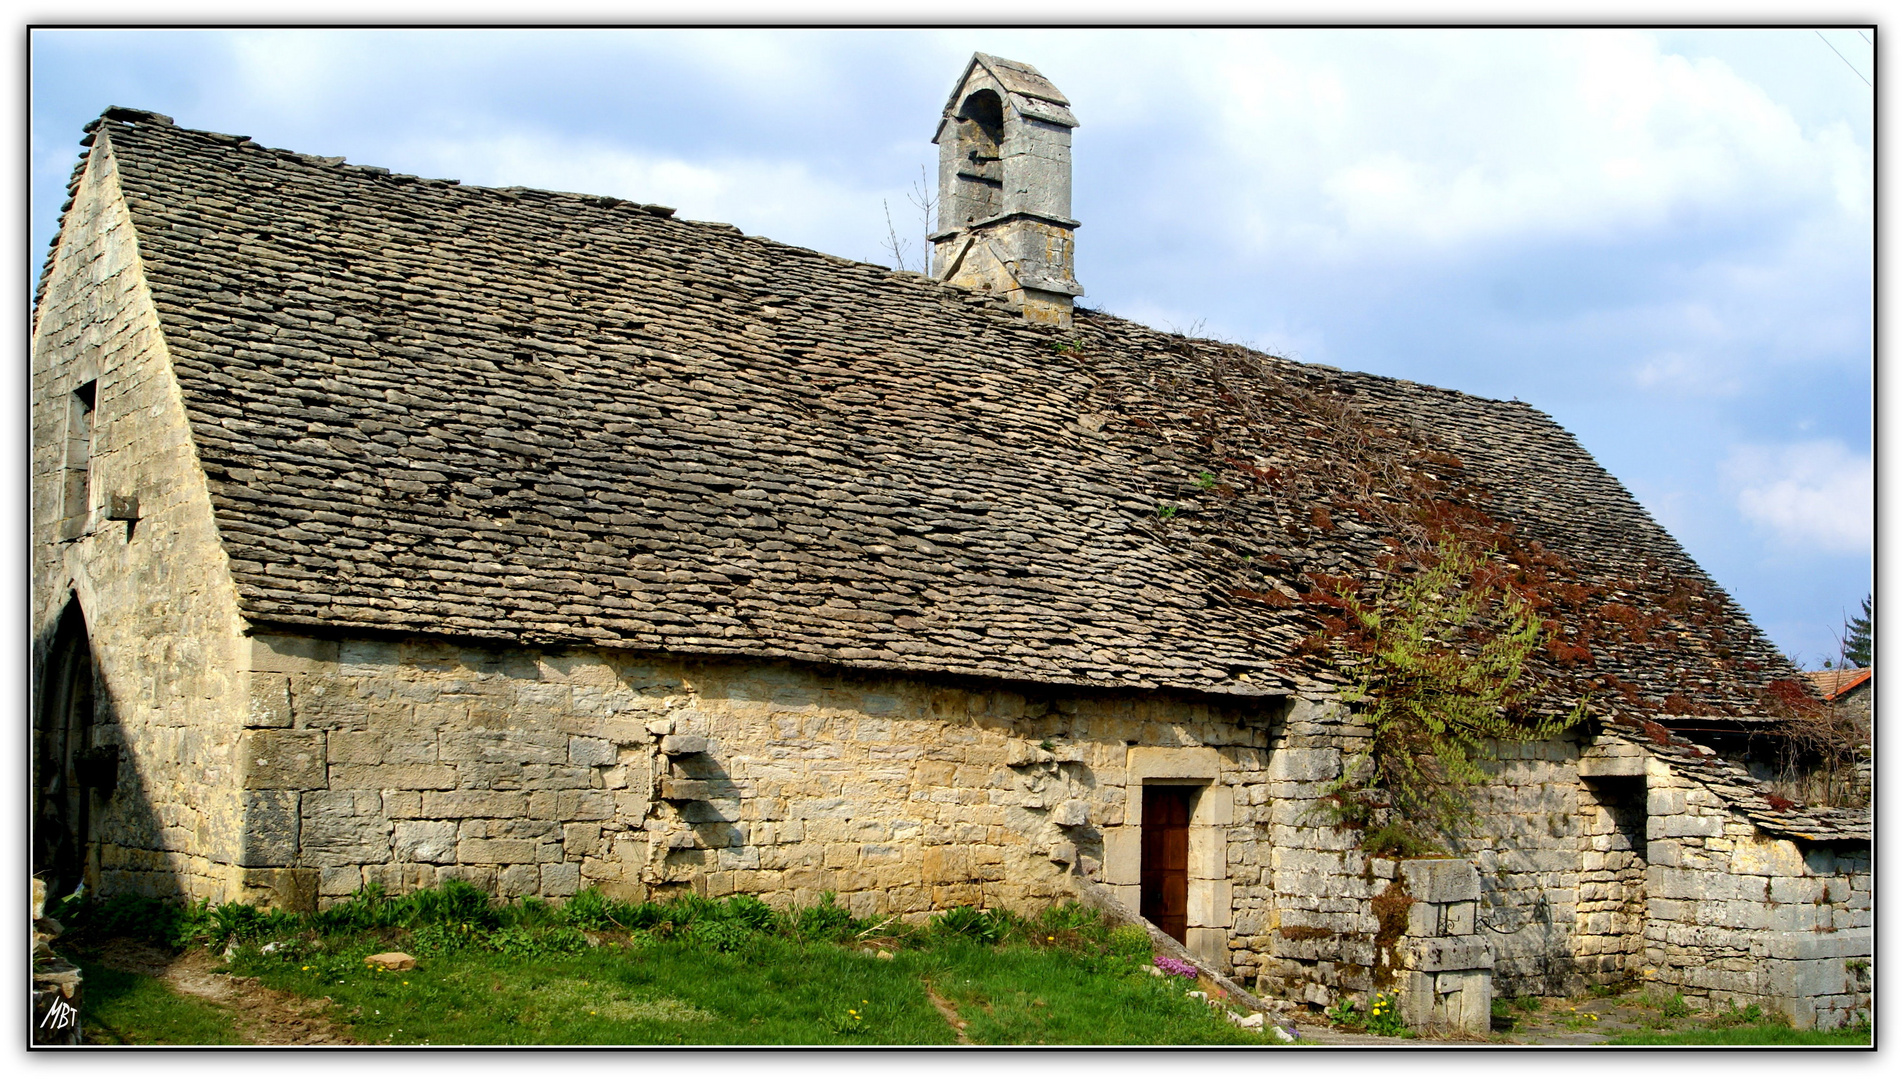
930, 53, 1082, 328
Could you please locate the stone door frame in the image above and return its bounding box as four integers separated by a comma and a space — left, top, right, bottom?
1105, 745, 1235, 970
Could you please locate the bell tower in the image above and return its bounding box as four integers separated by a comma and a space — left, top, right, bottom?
930, 53, 1081, 327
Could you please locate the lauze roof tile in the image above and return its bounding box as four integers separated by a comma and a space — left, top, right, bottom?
43, 111, 1809, 725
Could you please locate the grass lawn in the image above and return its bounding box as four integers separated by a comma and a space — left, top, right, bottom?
1606, 1023, 1872, 1046
77, 963, 244, 1045
227, 932, 1278, 1046
52, 884, 1287, 1046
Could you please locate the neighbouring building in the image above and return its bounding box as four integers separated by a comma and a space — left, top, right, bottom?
32, 55, 1871, 1031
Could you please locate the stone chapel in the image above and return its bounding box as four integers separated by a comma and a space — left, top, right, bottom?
31, 54, 1870, 1029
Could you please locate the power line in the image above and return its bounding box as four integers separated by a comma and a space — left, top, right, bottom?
1818, 30, 1872, 88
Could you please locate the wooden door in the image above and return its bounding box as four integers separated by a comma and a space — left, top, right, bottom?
1141, 784, 1193, 943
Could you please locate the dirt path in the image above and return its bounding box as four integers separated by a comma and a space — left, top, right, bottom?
93, 939, 357, 1045
920, 980, 976, 1045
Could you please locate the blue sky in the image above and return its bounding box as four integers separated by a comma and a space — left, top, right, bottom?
27, 27, 1874, 667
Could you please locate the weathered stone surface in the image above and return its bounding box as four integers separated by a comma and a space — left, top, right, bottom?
238, 791, 299, 867
661, 735, 709, 757
1401, 859, 1479, 904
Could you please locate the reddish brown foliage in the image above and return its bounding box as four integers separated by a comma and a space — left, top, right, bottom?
1766, 679, 1818, 711
1640, 719, 1675, 745
1660, 694, 1698, 715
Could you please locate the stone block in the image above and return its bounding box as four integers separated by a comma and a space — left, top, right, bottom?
460, 838, 539, 864
1647, 787, 1687, 816
247, 673, 293, 728
238, 867, 319, 913
1127, 745, 1222, 780
393, 819, 458, 864
1401, 858, 1479, 903
662, 734, 708, 756
1188, 833, 1225, 880
318, 864, 363, 897
239, 790, 299, 867
922, 845, 971, 884
329, 763, 459, 790
569, 736, 616, 766
1654, 814, 1725, 839
422, 790, 528, 819
1103, 827, 1140, 885
661, 779, 712, 801
249, 634, 340, 674
1732, 837, 1807, 877
1403, 935, 1491, 973
1445, 901, 1476, 936
498, 863, 540, 897
1191, 784, 1234, 827
1188, 878, 1232, 927
1764, 928, 1871, 961
527, 789, 616, 821
300, 791, 392, 863
328, 731, 384, 765
1185, 927, 1230, 972
542, 862, 582, 897
1578, 747, 1646, 777
241, 729, 326, 790
1266, 747, 1339, 782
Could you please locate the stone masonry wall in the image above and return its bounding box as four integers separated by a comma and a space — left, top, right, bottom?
1643, 757, 1872, 1029
241, 631, 1294, 974
31, 133, 255, 904
1243, 704, 1609, 1009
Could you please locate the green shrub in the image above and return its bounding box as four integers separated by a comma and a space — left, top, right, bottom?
931, 906, 1013, 944
485, 924, 587, 959
722, 894, 781, 934
792, 892, 856, 941
559, 888, 623, 930
1363, 992, 1408, 1037
1712, 1000, 1770, 1028
1106, 924, 1152, 961
1035, 902, 1102, 935
409, 921, 484, 958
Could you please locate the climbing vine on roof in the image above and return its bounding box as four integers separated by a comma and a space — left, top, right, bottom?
1321, 538, 1588, 851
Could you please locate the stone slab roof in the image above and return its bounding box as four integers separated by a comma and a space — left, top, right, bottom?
1602, 720, 1869, 844
38, 109, 1809, 721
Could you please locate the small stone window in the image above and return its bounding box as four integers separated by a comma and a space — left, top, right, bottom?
61, 381, 96, 539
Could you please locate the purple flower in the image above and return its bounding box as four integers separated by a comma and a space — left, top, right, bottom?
1154, 956, 1199, 979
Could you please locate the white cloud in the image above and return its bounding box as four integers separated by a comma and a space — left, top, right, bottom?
1632, 349, 1742, 397
1722, 440, 1871, 553
1131, 30, 1869, 255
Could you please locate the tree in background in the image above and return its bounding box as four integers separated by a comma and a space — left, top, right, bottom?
1840, 594, 1872, 669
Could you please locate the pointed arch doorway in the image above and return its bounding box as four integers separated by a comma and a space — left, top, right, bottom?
35, 602, 100, 897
